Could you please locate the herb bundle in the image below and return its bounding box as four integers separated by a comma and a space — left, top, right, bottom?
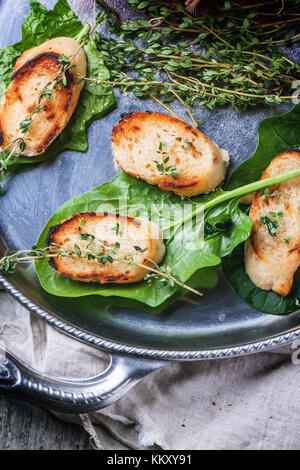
94, 0, 299, 117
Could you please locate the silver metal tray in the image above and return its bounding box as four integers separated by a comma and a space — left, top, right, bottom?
0, 0, 299, 413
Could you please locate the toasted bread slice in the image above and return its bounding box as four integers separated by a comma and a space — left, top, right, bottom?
46, 212, 165, 284
112, 111, 229, 197
245, 151, 300, 296
0, 37, 87, 156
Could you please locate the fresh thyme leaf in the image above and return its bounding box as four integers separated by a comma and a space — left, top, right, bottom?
157, 141, 167, 153
145, 265, 175, 288
181, 139, 192, 150
260, 211, 284, 237
134, 246, 147, 252
260, 188, 270, 199
58, 54, 70, 65
20, 119, 32, 132
74, 244, 82, 257
269, 211, 284, 222
111, 222, 120, 235
80, 232, 95, 241
284, 237, 291, 244
260, 188, 281, 200
0, 160, 7, 171
32, 106, 41, 114
62, 74, 67, 86
80, 233, 89, 240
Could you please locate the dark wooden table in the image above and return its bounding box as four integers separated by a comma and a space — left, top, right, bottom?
0, 396, 91, 450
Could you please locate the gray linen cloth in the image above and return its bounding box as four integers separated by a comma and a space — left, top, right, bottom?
1, 291, 299, 450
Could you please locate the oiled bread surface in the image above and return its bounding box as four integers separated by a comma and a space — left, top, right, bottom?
46, 212, 165, 284
245, 151, 300, 296
0, 37, 87, 156
112, 111, 229, 197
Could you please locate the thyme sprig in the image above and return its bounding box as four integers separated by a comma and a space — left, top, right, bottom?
16, 55, 76, 144
93, 0, 299, 116
0, 247, 55, 273
0, 235, 203, 297
153, 141, 179, 180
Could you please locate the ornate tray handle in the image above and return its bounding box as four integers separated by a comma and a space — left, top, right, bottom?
0, 345, 168, 412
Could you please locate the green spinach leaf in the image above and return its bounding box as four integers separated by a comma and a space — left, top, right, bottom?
223, 104, 300, 314
222, 244, 300, 315
226, 104, 300, 190
35, 172, 252, 307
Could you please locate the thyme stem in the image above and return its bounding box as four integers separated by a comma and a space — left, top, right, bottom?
0, 244, 204, 297
152, 96, 183, 121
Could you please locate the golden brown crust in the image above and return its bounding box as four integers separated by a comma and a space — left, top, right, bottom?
112, 111, 208, 141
